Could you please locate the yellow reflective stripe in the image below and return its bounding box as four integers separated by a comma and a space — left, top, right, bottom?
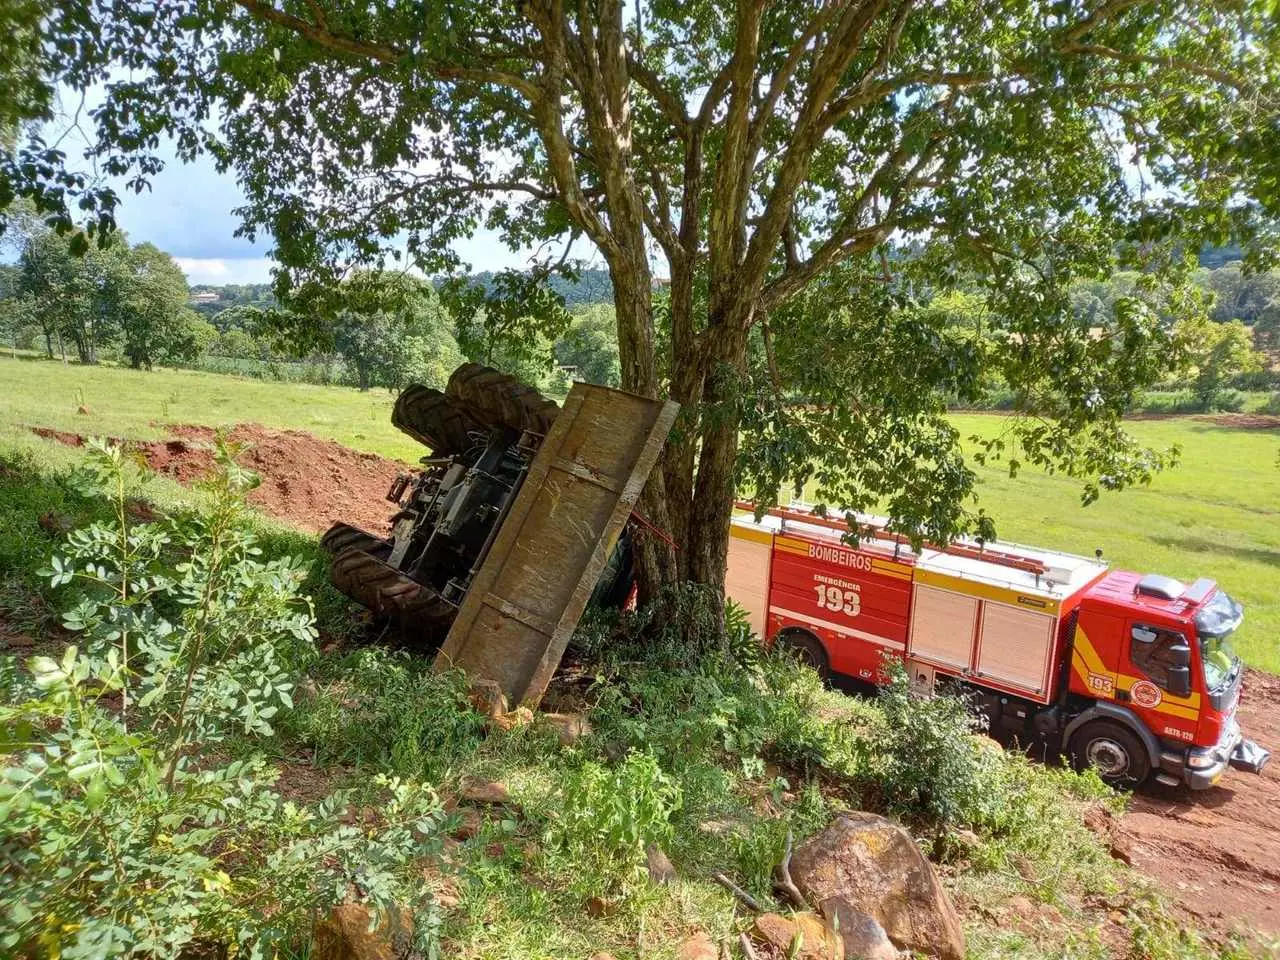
1074, 626, 1201, 721
729, 523, 774, 545
775, 536, 810, 555
912, 568, 1061, 614
870, 559, 913, 581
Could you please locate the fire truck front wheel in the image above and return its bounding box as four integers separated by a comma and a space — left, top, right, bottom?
1068, 720, 1151, 787
775, 629, 830, 680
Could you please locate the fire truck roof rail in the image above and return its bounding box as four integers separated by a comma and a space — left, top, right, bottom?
735, 499, 1051, 576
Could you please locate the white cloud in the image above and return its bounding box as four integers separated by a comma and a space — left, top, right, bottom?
175, 257, 276, 285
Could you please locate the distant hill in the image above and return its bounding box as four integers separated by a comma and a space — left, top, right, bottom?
188, 283, 276, 320
467, 269, 615, 307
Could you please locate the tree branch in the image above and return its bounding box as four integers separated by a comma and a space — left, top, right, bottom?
1058, 42, 1255, 93
232, 0, 399, 62
627, 54, 690, 134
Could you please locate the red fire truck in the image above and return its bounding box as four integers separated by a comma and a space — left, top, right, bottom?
727, 502, 1270, 789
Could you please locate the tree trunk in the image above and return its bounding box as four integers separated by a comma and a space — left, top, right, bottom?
609, 258, 679, 601
357, 360, 370, 391
42, 327, 52, 358
684, 313, 751, 598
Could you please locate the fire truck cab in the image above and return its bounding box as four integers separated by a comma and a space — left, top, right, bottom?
727, 504, 1269, 789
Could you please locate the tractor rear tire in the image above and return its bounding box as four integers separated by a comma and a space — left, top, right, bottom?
321, 522, 392, 561
330, 547, 457, 636
446, 362, 560, 437
392, 384, 487, 455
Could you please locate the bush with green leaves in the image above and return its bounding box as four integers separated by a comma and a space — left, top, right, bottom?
869, 660, 1003, 826
0, 439, 446, 959
42, 438, 316, 759
1, 646, 445, 959
549, 750, 682, 893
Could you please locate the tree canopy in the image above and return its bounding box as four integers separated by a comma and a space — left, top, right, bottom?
6, 0, 1280, 597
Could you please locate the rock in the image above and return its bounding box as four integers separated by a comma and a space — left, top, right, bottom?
589, 954, 618, 960
676, 931, 717, 960
789, 812, 965, 960
38, 511, 73, 534
586, 896, 616, 919
820, 898, 900, 960
1006, 895, 1036, 922
76, 404, 91, 415
540, 711, 593, 746
449, 807, 483, 840
491, 706, 536, 732
461, 778, 510, 805
751, 912, 841, 960
469, 679, 508, 719
646, 843, 676, 885
312, 902, 414, 960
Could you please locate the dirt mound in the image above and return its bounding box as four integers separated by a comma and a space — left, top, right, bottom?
1202, 413, 1280, 430
1116, 669, 1280, 942
30, 423, 406, 535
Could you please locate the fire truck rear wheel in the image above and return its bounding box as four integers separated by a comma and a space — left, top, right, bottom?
1068, 720, 1151, 787
776, 629, 830, 680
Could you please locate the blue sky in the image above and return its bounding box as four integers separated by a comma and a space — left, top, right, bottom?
40, 83, 558, 286
103, 144, 541, 285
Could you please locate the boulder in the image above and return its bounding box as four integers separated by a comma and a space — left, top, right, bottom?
460, 778, 511, 805
469, 679, 508, 720
820, 897, 901, 960
449, 807, 483, 840
789, 813, 965, 960
540, 712, 593, 745
676, 930, 718, 960
751, 912, 841, 960
312, 902, 414, 960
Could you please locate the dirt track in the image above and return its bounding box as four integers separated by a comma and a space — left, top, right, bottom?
1116, 669, 1280, 942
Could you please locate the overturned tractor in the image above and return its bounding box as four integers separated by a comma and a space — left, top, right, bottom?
322, 363, 677, 706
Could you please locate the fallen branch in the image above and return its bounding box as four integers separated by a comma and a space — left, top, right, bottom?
738, 932, 759, 960
713, 871, 763, 913
774, 828, 810, 911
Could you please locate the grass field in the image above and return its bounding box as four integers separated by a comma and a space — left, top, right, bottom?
3, 353, 1277, 670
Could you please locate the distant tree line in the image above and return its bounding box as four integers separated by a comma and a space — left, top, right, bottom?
0, 221, 209, 369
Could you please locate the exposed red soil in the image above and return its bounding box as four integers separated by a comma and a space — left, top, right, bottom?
1202, 413, 1280, 430
1116, 669, 1280, 942
30, 423, 407, 535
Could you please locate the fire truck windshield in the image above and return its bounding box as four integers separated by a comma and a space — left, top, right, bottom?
1195, 590, 1244, 692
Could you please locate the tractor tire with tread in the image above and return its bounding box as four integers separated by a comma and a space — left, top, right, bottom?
446, 362, 560, 437
392, 384, 488, 455
321, 522, 392, 561
330, 547, 457, 635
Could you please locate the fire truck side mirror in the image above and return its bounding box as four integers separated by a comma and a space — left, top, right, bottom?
1168, 664, 1192, 698
1170, 641, 1192, 667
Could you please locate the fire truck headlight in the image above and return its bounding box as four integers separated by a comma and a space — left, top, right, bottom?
1186, 752, 1217, 770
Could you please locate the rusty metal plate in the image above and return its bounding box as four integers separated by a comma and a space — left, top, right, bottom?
434, 383, 679, 706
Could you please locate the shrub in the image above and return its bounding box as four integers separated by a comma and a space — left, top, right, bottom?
869, 661, 1002, 826
0, 648, 444, 959
549, 749, 682, 893
42, 438, 316, 756
0, 440, 445, 959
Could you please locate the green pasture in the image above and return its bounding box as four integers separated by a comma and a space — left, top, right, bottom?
2, 354, 1277, 671
952, 414, 1280, 673
0, 353, 424, 462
